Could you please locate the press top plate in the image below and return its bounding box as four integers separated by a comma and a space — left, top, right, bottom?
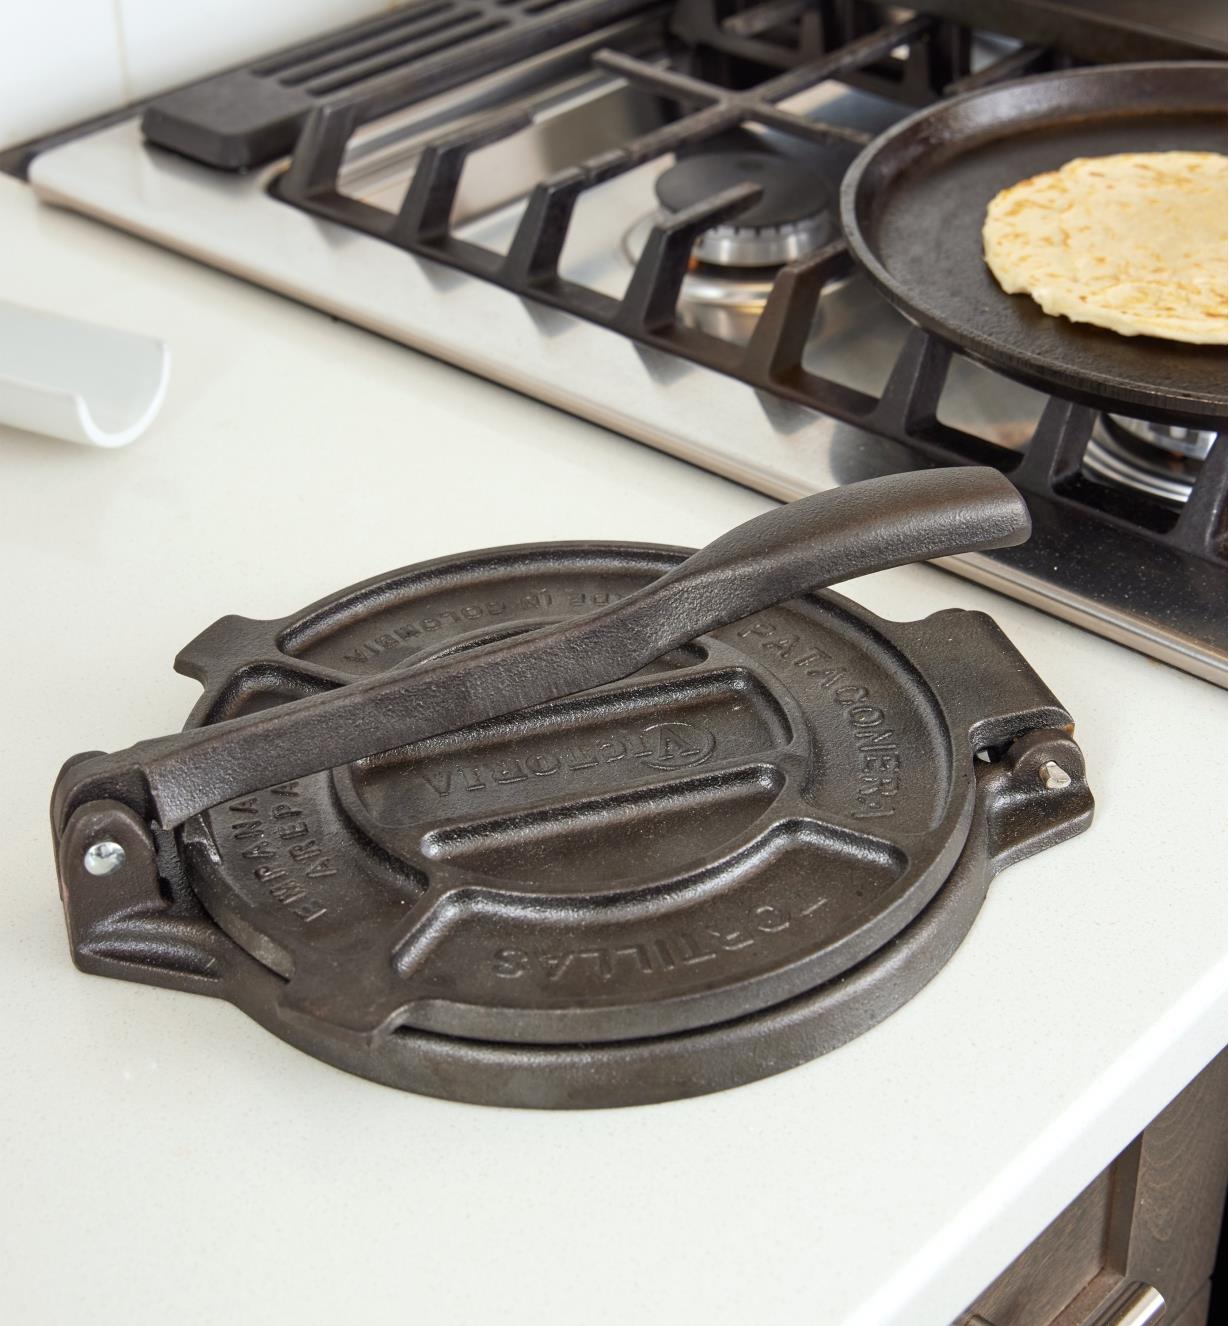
174, 542, 991, 1045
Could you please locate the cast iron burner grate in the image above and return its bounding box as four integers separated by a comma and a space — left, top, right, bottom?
140, 0, 664, 169
136, 0, 1227, 676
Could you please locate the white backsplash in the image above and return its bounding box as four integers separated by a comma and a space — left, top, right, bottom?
1, 0, 391, 150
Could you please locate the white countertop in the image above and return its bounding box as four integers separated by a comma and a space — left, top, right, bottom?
1, 172, 1224, 1326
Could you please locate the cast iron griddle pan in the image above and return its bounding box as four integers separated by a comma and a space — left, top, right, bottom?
841, 63, 1227, 427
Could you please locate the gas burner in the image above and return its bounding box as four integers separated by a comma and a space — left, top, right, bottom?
621, 212, 780, 339
621, 141, 846, 340
653, 147, 837, 268
1084, 414, 1221, 505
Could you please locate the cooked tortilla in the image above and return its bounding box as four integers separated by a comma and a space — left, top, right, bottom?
982, 151, 1228, 345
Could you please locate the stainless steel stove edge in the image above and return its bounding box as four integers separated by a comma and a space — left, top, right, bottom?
935, 556, 1225, 686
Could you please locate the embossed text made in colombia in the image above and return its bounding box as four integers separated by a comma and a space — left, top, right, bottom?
338, 587, 623, 666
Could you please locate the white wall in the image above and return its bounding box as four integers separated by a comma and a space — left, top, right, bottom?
1, 1, 392, 151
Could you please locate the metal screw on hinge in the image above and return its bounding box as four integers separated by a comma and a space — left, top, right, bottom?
83, 840, 126, 876
1038, 761, 1073, 791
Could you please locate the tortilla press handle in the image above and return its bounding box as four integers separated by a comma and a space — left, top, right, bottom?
53, 467, 1029, 834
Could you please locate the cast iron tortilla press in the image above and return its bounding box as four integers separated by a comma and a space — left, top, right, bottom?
52, 468, 1092, 1108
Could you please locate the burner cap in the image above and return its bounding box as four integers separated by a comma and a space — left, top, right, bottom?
54, 541, 1091, 1108
655, 147, 836, 267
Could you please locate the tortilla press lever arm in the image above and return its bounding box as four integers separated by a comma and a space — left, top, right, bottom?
53, 467, 1030, 836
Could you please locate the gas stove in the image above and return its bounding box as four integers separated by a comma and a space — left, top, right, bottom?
11, 0, 1227, 681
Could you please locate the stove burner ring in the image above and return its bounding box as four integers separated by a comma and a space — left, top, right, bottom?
621, 214, 773, 308
691, 212, 836, 268
1084, 414, 1220, 505
654, 149, 837, 269
620, 212, 852, 340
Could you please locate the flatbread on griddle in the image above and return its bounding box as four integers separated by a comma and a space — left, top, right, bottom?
982, 151, 1228, 345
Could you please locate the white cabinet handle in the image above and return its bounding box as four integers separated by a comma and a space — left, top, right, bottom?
0, 300, 170, 447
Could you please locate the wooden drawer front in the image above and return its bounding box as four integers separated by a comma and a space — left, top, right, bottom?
961, 1169, 1114, 1326
958, 1052, 1227, 1326
1168, 1283, 1213, 1326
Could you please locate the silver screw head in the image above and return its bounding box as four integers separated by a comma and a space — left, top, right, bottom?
83, 840, 126, 876
1038, 761, 1072, 791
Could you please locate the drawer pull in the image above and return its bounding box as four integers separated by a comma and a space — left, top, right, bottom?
1086, 1282, 1166, 1326
966, 1281, 1165, 1326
